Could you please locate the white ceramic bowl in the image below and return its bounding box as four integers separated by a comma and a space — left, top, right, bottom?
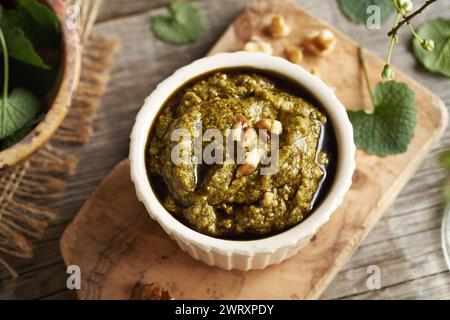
130, 52, 355, 271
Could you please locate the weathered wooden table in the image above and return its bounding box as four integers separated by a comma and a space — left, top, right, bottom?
1, 0, 449, 300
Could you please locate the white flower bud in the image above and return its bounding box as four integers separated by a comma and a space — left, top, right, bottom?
395, 0, 413, 15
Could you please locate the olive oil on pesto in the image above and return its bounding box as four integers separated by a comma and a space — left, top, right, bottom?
145, 68, 337, 240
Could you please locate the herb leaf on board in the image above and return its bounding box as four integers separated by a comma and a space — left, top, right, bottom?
412, 18, 450, 78
151, 2, 204, 45
338, 0, 394, 25
171, 2, 203, 41
151, 16, 191, 45
347, 81, 417, 156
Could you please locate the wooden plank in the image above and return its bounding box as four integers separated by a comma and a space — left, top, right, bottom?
97, 0, 167, 22
0, 262, 68, 300
322, 227, 448, 299
342, 271, 450, 300
1, 0, 450, 299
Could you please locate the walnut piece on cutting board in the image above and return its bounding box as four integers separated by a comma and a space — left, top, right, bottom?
243, 36, 273, 55
285, 46, 303, 64
131, 281, 174, 300
302, 29, 337, 56
268, 14, 291, 38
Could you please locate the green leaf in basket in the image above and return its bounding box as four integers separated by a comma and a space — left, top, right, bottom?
151, 1, 204, 45
0, 5, 50, 69
412, 18, 450, 78
0, 87, 41, 140
347, 81, 417, 156
1, 111, 43, 149
337, 0, 394, 25
15, 0, 60, 48
1, 25, 50, 69
16, 0, 59, 34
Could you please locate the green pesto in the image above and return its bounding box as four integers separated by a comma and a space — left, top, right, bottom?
147, 70, 335, 239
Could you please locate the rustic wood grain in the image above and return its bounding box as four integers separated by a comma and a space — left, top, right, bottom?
97, 0, 167, 22
59, 0, 448, 300
1, 0, 449, 299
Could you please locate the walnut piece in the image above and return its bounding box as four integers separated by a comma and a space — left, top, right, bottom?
232, 115, 251, 141
255, 118, 283, 135
131, 281, 173, 300
236, 147, 265, 178
236, 163, 256, 178
302, 29, 337, 56
285, 46, 303, 65
243, 36, 273, 55
268, 15, 291, 38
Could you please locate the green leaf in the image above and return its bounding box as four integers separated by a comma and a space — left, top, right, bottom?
412, 18, 450, 78
151, 1, 204, 45
1, 124, 32, 149
15, 0, 60, 48
0, 7, 24, 26
151, 16, 191, 45
2, 25, 49, 68
170, 2, 203, 41
0, 88, 41, 140
0, 4, 50, 69
338, 0, 394, 25
16, 0, 59, 33
0, 112, 43, 149
347, 81, 417, 156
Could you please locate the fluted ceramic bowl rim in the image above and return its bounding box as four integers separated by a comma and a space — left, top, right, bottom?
130, 52, 355, 256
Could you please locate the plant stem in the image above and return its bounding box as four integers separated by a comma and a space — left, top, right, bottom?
386, 13, 401, 65
391, 0, 402, 14
408, 23, 423, 42
388, 0, 437, 37
0, 28, 8, 105
358, 46, 375, 106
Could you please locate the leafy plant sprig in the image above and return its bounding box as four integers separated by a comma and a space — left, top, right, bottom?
347, 48, 416, 156
382, 0, 437, 80
336, 0, 441, 156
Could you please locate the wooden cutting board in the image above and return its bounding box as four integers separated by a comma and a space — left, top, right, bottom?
60, 0, 448, 299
